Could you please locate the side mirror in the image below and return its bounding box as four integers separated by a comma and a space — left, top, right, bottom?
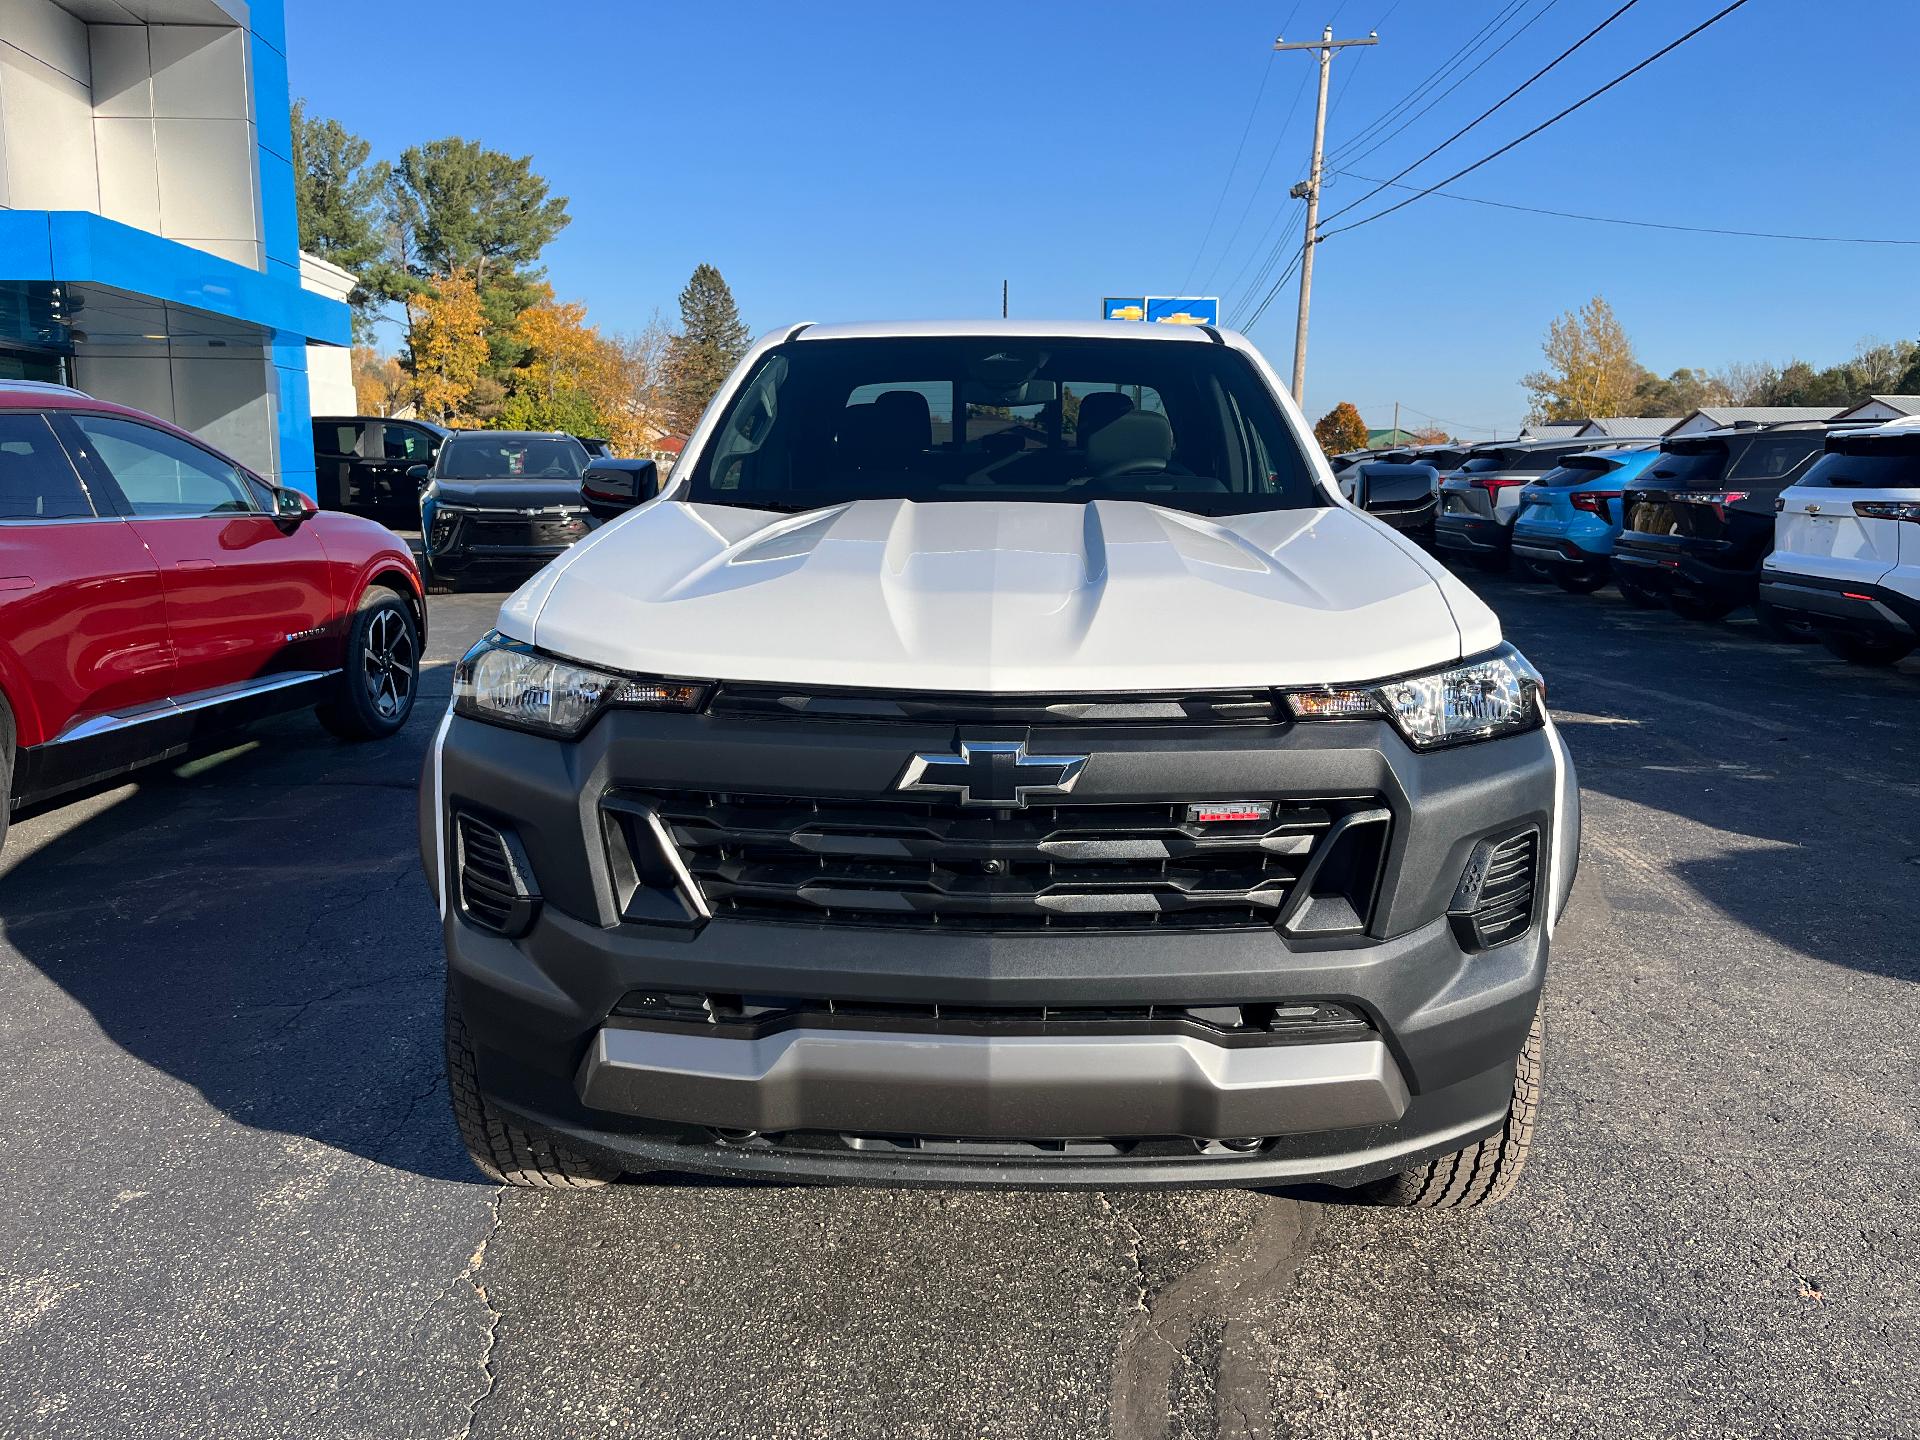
582, 458, 660, 520
274, 487, 317, 531
406, 464, 431, 488
1343, 464, 1372, 510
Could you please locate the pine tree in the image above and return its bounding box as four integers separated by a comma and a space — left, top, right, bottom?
665, 264, 750, 433
290, 102, 389, 339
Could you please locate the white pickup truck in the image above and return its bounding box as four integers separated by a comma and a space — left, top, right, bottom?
422, 319, 1579, 1209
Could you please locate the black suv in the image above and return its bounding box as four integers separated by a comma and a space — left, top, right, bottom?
1612, 423, 1837, 620
314, 416, 450, 520
418, 431, 601, 589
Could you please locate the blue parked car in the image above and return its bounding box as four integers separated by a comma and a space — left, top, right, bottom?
1510, 446, 1662, 593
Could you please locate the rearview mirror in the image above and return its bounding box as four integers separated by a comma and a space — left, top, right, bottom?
582, 458, 661, 520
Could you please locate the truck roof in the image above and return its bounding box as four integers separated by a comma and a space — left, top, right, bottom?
790, 318, 1219, 343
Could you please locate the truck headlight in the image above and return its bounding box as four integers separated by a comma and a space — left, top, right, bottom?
1285, 645, 1543, 750
452, 633, 708, 738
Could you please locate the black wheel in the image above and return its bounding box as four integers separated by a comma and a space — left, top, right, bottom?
1364, 1011, 1543, 1210
445, 983, 620, 1189
1752, 600, 1816, 644
1668, 591, 1739, 623
1818, 631, 1916, 667
1468, 550, 1510, 574
1615, 572, 1666, 609
1553, 567, 1609, 595
317, 588, 420, 741
0, 692, 13, 858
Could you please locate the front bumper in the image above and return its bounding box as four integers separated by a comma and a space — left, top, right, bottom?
423, 704, 1578, 1189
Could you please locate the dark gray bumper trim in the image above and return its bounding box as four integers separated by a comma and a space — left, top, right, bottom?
576, 1026, 1410, 1139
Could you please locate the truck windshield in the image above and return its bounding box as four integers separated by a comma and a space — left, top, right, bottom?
436, 435, 587, 481
681, 336, 1322, 515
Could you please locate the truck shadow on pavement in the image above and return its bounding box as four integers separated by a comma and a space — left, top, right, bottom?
0, 690, 477, 1184
1478, 567, 1918, 988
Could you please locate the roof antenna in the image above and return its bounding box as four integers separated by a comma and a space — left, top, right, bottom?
1002, 279, 1008, 319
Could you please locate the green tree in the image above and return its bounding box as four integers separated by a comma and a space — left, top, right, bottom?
290, 102, 390, 340
1630, 366, 1727, 417
1312, 401, 1369, 456
385, 138, 571, 378
665, 264, 750, 433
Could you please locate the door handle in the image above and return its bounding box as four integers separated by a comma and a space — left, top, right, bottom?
175, 559, 217, 570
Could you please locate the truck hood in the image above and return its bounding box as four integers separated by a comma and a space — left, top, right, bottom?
501, 498, 1497, 691
426, 480, 587, 510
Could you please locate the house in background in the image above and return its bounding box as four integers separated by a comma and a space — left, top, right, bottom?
1366, 426, 1419, 448
1667, 406, 1843, 437
1578, 416, 1677, 438
1518, 422, 1585, 440
1834, 395, 1920, 424
0, 0, 346, 495
651, 434, 686, 474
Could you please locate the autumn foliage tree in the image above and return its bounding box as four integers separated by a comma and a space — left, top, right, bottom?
351, 346, 409, 416
1312, 401, 1370, 456
1522, 296, 1644, 423
407, 270, 488, 423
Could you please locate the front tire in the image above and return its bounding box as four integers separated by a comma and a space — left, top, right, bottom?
317, 588, 420, 741
0, 693, 13, 858
1364, 1011, 1544, 1210
1818, 631, 1916, 667
445, 984, 620, 1189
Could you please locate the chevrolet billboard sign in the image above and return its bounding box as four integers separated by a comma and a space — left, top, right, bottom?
1102, 297, 1221, 326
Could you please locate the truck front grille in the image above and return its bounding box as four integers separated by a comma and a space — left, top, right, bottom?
618, 790, 1386, 932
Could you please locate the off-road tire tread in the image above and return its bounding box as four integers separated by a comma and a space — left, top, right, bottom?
444, 987, 618, 1189
1369, 1011, 1543, 1210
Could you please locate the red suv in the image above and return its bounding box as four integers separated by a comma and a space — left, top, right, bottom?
0, 383, 426, 852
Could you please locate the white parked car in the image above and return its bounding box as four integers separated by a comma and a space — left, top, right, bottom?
1761, 417, 1920, 666
423, 320, 1579, 1209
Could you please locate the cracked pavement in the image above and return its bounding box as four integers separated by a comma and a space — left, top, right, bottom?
1, 575, 1916, 1438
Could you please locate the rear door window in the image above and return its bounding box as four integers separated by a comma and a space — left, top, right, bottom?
1729, 434, 1823, 482
1799, 442, 1920, 489
0, 412, 98, 520
72, 415, 259, 517
316, 421, 365, 457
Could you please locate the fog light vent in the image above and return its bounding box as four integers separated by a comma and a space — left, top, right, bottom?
455, 813, 540, 936
1450, 828, 1538, 951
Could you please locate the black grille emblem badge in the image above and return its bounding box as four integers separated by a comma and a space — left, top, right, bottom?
895, 740, 1088, 808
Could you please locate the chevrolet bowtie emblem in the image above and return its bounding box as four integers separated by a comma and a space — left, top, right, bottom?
895, 740, 1088, 807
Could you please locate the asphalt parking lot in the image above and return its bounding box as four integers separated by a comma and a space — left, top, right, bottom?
1, 568, 1916, 1440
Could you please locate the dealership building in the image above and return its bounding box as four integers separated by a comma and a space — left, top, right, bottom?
0, 0, 346, 495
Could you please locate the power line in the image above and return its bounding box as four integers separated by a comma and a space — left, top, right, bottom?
1333, 169, 1920, 246
1199, 67, 1313, 294
1323, 0, 1759, 239
1181, 53, 1276, 293
1319, 0, 1643, 229
1333, 0, 1565, 172
1326, 0, 1531, 167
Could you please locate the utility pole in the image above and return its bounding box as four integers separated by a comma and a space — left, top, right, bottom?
1275, 24, 1377, 405
1392, 400, 1400, 441
1002, 279, 1008, 319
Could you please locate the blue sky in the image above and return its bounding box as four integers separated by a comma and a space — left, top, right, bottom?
289, 0, 1919, 437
